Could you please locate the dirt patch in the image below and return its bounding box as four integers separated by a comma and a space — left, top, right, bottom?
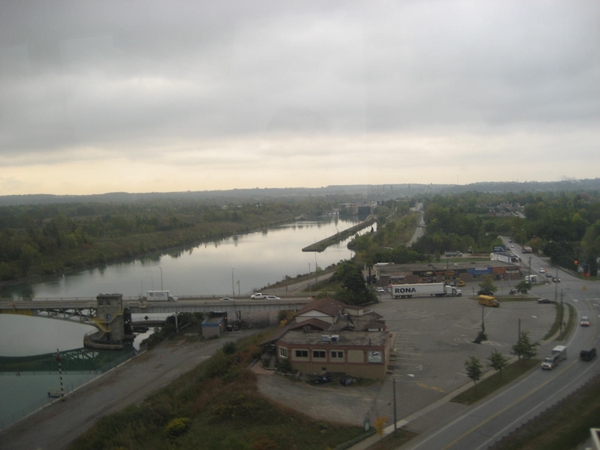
255, 370, 382, 426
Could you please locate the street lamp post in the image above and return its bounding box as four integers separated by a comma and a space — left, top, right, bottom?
393, 377, 397, 435
308, 263, 311, 296
232, 268, 235, 297
159, 267, 163, 290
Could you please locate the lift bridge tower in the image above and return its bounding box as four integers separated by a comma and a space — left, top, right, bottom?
84, 293, 133, 350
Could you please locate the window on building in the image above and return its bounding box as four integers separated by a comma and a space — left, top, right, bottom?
295, 350, 308, 358
331, 350, 344, 359
312, 350, 326, 359
279, 347, 288, 358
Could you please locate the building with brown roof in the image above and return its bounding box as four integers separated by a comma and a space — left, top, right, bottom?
265, 297, 392, 380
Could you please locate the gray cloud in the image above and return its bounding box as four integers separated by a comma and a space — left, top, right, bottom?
0, 0, 598, 193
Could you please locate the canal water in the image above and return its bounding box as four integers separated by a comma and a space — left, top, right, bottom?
0, 217, 369, 427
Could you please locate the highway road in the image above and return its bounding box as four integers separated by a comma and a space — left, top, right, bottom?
401, 240, 600, 449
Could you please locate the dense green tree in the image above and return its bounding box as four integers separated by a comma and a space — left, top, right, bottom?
487, 349, 509, 378
331, 261, 377, 305
511, 331, 540, 362
515, 281, 531, 296
479, 275, 498, 294
464, 356, 483, 391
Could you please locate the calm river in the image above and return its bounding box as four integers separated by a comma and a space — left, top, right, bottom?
0, 217, 368, 427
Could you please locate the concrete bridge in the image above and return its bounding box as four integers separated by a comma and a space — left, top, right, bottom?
0, 295, 312, 349
0, 296, 312, 317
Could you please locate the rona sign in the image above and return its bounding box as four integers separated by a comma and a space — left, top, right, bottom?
394, 287, 417, 294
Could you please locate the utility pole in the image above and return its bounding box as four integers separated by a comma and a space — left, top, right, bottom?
554, 267, 558, 303
481, 304, 485, 334
393, 378, 397, 435
232, 268, 235, 297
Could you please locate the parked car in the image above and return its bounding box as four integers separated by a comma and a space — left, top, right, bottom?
457, 280, 466, 287
553, 277, 561, 283
310, 373, 332, 384
265, 295, 281, 300
250, 293, 266, 299
339, 376, 354, 386
580, 316, 591, 327
376, 287, 385, 293
537, 298, 553, 304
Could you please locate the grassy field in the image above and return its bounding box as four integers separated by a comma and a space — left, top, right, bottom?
69, 332, 366, 450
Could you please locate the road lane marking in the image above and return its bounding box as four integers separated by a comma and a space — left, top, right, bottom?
443, 357, 598, 450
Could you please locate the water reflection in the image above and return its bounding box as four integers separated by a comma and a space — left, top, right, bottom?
0, 315, 96, 357
1, 218, 364, 300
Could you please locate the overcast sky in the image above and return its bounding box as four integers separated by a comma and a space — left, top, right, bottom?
1, 1, 599, 195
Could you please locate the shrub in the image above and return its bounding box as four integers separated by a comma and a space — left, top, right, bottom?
223, 341, 237, 355
164, 417, 190, 438
277, 358, 293, 373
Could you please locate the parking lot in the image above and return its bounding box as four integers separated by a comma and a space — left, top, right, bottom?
256, 291, 557, 429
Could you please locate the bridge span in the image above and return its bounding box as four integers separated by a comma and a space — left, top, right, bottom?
0, 296, 313, 350
0, 296, 312, 316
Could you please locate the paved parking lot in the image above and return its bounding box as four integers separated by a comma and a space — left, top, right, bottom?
256, 291, 558, 430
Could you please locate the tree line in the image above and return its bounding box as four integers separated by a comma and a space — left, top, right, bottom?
349, 190, 600, 277
0, 197, 343, 283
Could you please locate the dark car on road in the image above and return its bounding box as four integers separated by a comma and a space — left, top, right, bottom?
580, 348, 596, 361
537, 298, 554, 304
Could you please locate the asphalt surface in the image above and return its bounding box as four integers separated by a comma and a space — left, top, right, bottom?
0, 287, 564, 450
257, 289, 557, 429
0, 331, 253, 450
257, 286, 580, 450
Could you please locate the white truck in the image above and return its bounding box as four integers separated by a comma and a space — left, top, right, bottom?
391, 283, 462, 299
541, 345, 567, 370
146, 290, 177, 301
525, 274, 538, 285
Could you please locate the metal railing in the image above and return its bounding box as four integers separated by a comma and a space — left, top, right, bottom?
0, 347, 141, 431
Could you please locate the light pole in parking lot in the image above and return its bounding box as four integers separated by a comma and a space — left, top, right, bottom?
559, 290, 564, 335
392, 377, 397, 435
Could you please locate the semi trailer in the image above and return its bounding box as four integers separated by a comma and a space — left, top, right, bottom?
391, 283, 462, 299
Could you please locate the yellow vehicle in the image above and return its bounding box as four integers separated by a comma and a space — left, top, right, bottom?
478, 295, 499, 307
457, 280, 466, 287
